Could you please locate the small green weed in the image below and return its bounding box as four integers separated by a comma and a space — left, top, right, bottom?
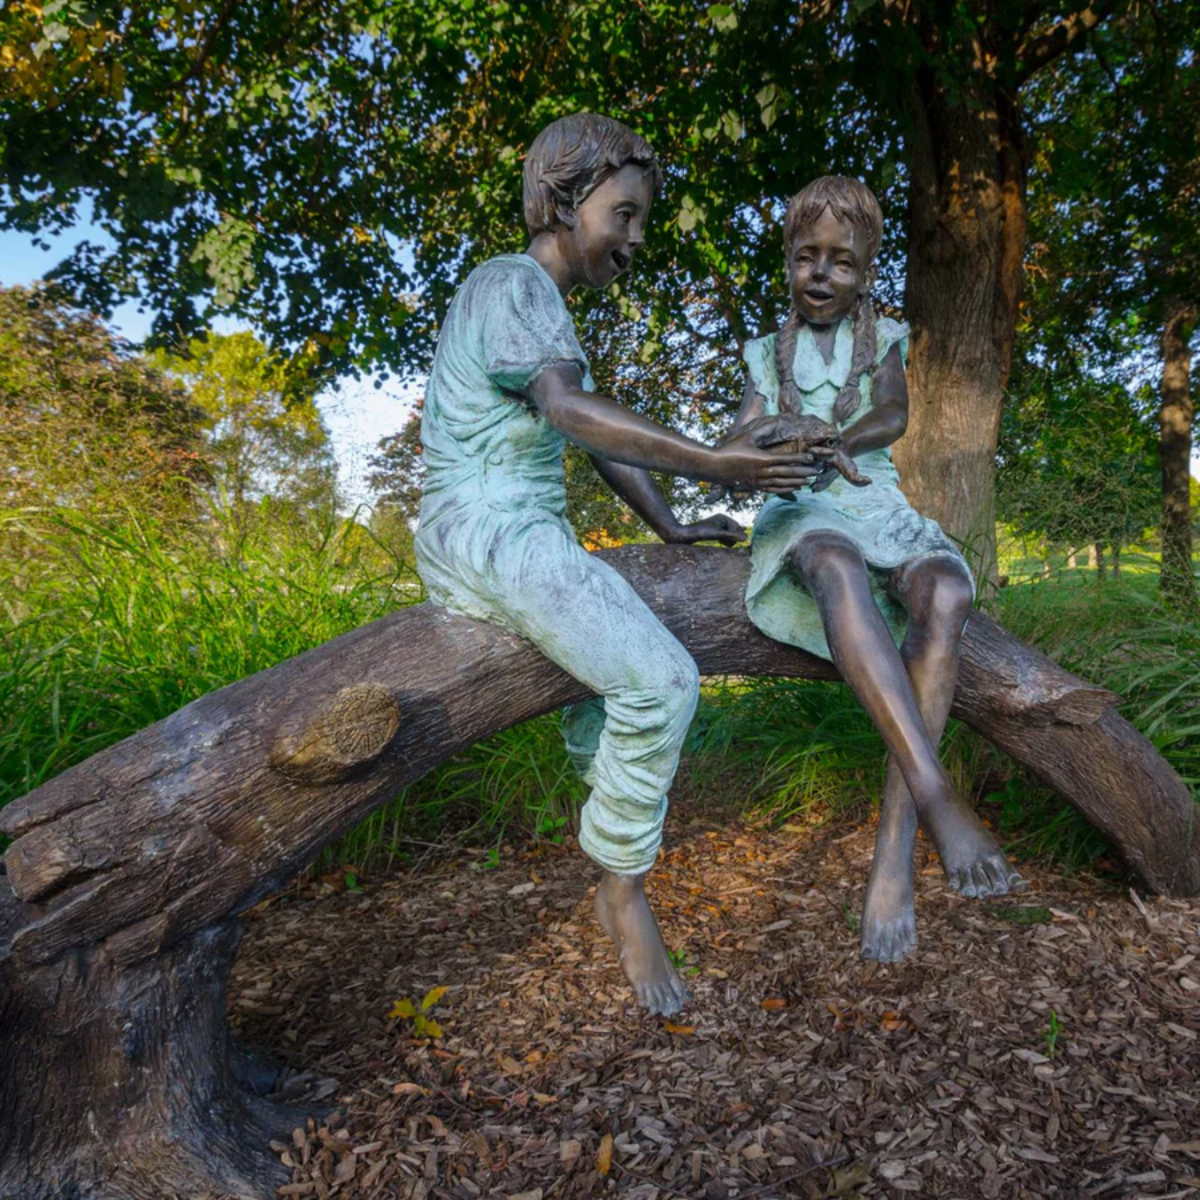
668, 946, 700, 977
1043, 1009, 1064, 1058
389, 986, 447, 1039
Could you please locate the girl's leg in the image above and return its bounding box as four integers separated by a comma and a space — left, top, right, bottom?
789, 535, 1017, 920
860, 557, 1020, 962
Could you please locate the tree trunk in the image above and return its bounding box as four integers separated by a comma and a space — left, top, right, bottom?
1159, 300, 1198, 609
1067, 549, 1078, 568
2, 545, 1197, 1196
1111, 545, 1121, 579
895, 66, 1027, 585
0, 890, 304, 1200
1095, 544, 1106, 581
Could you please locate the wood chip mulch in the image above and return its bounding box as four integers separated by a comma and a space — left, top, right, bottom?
229, 819, 1200, 1200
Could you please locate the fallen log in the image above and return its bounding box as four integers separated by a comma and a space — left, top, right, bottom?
1, 545, 1196, 1198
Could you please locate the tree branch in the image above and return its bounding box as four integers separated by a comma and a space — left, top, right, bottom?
1017, 0, 1124, 84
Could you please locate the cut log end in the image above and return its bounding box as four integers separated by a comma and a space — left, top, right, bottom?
268, 683, 402, 784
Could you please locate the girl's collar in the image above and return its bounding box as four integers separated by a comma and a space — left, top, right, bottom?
788, 317, 853, 390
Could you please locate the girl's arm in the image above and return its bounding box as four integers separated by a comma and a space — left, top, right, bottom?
839, 342, 908, 458
526, 362, 821, 493
587, 454, 746, 546
727, 376, 768, 439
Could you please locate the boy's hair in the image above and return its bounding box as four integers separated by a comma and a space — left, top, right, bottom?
777, 175, 885, 425
523, 113, 662, 236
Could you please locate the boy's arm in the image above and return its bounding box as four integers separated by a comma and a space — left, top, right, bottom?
587, 454, 746, 546
526, 362, 821, 494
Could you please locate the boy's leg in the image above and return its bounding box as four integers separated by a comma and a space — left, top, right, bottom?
491, 528, 699, 1014
562, 699, 606, 784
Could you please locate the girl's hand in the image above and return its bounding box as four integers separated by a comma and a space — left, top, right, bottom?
739, 411, 841, 455
709, 420, 825, 493
663, 514, 747, 547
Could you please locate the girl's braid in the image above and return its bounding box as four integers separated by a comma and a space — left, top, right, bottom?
773, 307, 802, 415
832, 290, 878, 425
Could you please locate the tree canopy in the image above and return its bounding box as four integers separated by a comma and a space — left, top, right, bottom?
4, 0, 1195, 583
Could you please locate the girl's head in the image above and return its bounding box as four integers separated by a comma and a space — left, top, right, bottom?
523, 113, 661, 289
777, 176, 884, 424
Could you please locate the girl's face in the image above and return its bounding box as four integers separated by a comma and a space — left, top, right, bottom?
565, 162, 654, 290
787, 207, 873, 326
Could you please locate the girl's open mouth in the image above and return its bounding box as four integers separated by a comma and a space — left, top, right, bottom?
611, 249, 631, 271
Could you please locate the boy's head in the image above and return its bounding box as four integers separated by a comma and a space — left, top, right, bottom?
523, 113, 662, 236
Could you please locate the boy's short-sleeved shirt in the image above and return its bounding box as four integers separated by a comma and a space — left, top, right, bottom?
418, 253, 591, 521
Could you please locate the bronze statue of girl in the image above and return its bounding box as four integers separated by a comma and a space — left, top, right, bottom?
732, 176, 1023, 962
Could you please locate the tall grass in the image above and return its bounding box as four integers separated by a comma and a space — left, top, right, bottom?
987, 567, 1200, 867
0, 502, 418, 815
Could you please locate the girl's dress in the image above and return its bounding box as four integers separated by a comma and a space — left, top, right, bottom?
415, 253, 699, 876
743, 316, 972, 661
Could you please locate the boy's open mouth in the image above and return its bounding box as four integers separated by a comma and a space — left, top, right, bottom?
805, 287, 834, 301
611, 249, 631, 271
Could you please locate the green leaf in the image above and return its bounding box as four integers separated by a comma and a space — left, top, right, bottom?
677, 195, 705, 233
707, 4, 737, 32
755, 83, 788, 130
389, 998, 417, 1019
420, 985, 448, 1011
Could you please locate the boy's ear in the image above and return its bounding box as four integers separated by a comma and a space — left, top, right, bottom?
553, 204, 577, 230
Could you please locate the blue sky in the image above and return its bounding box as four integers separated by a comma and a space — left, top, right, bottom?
0, 223, 417, 508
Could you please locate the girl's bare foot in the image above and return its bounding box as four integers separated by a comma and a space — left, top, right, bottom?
860, 825, 918, 963
595, 870, 690, 1016
918, 783, 1023, 899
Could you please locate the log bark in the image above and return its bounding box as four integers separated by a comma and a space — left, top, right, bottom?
1, 544, 1197, 1197
0, 882, 306, 1200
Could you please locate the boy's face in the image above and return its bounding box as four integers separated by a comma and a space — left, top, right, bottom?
566, 163, 654, 290
787, 206, 872, 326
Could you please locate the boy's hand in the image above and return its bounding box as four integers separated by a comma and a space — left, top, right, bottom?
664, 514, 746, 547
710, 421, 825, 494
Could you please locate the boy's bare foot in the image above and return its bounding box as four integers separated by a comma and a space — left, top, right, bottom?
595, 870, 691, 1017
919, 787, 1023, 899
860, 830, 917, 963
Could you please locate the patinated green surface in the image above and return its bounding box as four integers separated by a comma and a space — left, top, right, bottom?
415, 254, 698, 874
744, 316, 970, 661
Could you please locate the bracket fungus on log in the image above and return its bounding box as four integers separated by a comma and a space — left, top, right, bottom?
0, 546, 1196, 1199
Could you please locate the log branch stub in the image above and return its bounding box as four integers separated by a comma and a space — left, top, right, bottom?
269, 682, 402, 783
